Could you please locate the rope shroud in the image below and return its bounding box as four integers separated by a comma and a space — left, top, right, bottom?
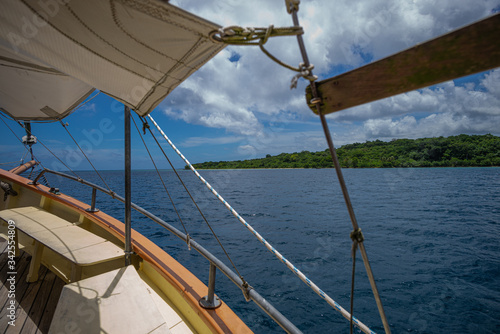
147, 114, 376, 334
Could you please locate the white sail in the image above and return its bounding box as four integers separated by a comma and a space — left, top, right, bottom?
0, 0, 225, 120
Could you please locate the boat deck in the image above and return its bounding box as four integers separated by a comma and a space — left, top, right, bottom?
0, 236, 65, 334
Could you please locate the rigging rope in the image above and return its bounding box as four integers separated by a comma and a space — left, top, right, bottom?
284, 2, 391, 333
147, 114, 375, 334
21, 123, 78, 179
209, 25, 303, 45
350, 228, 364, 334
140, 116, 246, 285
131, 115, 191, 245
0, 161, 21, 166
209, 24, 316, 88
0, 115, 54, 186
59, 121, 112, 193
20, 149, 29, 165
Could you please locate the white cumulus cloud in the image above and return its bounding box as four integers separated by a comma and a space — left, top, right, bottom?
162, 0, 500, 156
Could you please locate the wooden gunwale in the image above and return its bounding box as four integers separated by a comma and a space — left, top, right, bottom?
0, 168, 252, 334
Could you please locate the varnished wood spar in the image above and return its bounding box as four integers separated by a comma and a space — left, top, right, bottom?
306, 13, 500, 114
9, 160, 38, 175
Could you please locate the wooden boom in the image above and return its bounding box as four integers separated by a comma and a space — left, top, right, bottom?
306, 13, 500, 114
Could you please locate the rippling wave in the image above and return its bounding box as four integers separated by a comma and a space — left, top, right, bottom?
51, 168, 500, 333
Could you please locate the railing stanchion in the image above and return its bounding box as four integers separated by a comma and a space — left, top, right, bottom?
124, 105, 132, 266
199, 262, 221, 309
86, 188, 99, 213
30, 168, 302, 333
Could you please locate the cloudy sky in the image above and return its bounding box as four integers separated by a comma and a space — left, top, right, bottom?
161, 0, 500, 163
1, 0, 500, 170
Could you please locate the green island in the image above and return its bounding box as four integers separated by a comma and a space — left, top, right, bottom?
189, 134, 500, 169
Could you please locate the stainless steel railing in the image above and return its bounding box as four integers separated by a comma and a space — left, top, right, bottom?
31, 168, 301, 334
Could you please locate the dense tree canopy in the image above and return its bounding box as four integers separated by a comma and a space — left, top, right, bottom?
188, 134, 500, 169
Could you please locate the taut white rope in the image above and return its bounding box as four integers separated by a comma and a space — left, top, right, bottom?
147, 114, 376, 334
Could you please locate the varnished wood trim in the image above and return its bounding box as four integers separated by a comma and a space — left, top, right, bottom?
0, 169, 252, 333
307, 13, 500, 114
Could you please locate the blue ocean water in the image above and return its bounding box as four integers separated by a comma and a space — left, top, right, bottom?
51, 168, 500, 333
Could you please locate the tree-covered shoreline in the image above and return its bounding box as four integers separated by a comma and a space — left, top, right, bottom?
189, 134, 500, 169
